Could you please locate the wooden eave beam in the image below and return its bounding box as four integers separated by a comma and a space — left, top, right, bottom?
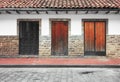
6, 11, 11, 14
56, 11, 58, 14
115, 11, 119, 14
105, 11, 110, 14
16, 10, 20, 14
76, 11, 78, 14
0, 8, 120, 11
46, 11, 48, 14
95, 11, 99, 14
26, 11, 30, 14
66, 11, 68, 14
85, 11, 88, 14
36, 11, 39, 14
0, 8, 119, 15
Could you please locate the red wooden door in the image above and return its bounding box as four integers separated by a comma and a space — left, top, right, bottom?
52, 21, 68, 55
84, 22, 95, 55
84, 21, 106, 56
95, 22, 106, 55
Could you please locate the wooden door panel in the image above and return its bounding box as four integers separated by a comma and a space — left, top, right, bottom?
19, 21, 39, 55
51, 22, 56, 54
95, 22, 106, 54
61, 22, 68, 55
55, 22, 61, 54
52, 22, 60, 55
84, 22, 95, 54
84, 21, 106, 56
52, 21, 68, 55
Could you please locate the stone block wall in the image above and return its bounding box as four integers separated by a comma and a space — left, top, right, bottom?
39, 36, 84, 56
39, 36, 51, 56
0, 36, 19, 56
0, 35, 119, 58
106, 35, 120, 58
69, 36, 84, 56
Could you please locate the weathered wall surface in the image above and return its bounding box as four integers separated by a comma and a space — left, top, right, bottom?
0, 35, 120, 58
38, 36, 84, 56
0, 36, 19, 56
106, 35, 120, 58
69, 36, 84, 56
0, 14, 119, 57
0, 14, 120, 36
39, 36, 51, 56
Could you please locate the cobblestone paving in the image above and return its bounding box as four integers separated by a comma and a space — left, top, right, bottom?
0, 68, 119, 82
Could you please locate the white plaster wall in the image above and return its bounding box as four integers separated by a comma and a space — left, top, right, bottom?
0, 16, 17, 35
0, 14, 120, 36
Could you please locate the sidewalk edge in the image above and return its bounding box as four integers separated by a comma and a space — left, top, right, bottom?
0, 64, 120, 68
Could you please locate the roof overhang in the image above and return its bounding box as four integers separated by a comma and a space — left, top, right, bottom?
0, 8, 120, 14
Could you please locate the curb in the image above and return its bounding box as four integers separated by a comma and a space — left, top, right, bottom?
0, 64, 120, 68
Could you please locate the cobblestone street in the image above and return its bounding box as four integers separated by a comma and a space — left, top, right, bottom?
0, 67, 119, 82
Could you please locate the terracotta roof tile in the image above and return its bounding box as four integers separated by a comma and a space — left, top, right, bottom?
0, 0, 120, 9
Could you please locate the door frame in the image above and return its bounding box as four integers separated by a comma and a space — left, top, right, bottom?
50, 19, 71, 56
82, 19, 108, 56
17, 19, 41, 55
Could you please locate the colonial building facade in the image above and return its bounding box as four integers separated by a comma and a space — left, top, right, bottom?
0, 0, 120, 58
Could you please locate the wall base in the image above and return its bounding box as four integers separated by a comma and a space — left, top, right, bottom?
0, 35, 120, 58
0, 36, 19, 56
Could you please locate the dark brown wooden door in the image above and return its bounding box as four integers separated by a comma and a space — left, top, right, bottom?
84, 21, 106, 56
19, 21, 39, 55
51, 21, 68, 56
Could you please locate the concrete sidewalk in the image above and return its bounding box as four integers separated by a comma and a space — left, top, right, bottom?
0, 68, 120, 82
0, 58, 120, 67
